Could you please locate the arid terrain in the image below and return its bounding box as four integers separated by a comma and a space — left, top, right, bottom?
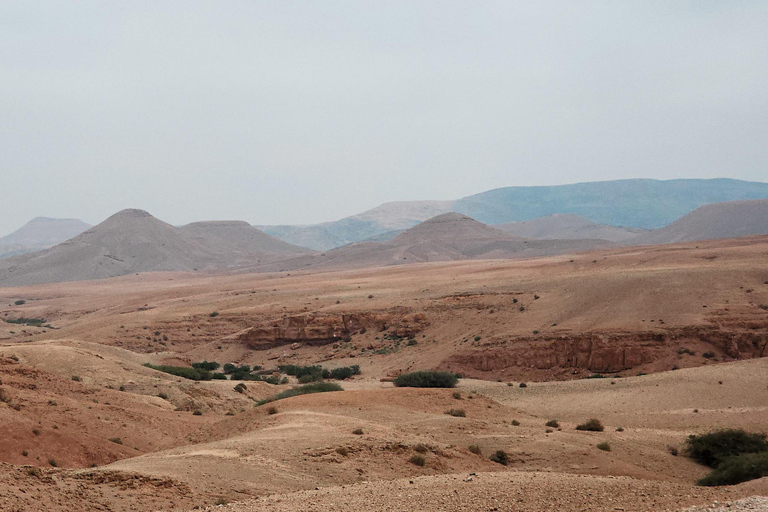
0, 234, 767, 511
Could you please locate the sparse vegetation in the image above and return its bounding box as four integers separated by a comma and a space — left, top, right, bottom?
545, 419, 559, 428
597, 442, 611, 452
256, 382, 343, 406
48, 458, 58, 467
4, 317, 46, 326
267, 406, 278, 415
413, 443, 429, 454
352, 428, 364, 435
468, 444, 482, 455
108, 437, 123, 445
143, 363, 212, 381
409, 454, 426, 466
575, 419, 605, 432
209, 311, 219, 317
393, 371, 458, 388
71, 375, 81, 382
14, 300, 26, 305
490, 450, 509, 465
193, 410, 203, 416
511, 419, 520, 426
445, 408, 466, 417
519, 382, 527, 388
233, 383, 247, 393
702, 351, 716, 359
336, 446, 349, 456
452, 391, 462, 399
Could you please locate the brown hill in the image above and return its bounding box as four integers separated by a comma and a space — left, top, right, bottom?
254, 213, 612, 271
180, 220, 311, 254
0, 211, 316, 287
495, 213, 646, 242
0, 217, 92, 259
0, 210, 229, 287
632, 199, 768, 245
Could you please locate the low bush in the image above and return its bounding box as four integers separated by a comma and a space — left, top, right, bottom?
256, 382, 343, 406
48, 458, 58, 467
212, 372, 227, 380
545, 419, 559, 428
4, 317, 46, 326
14, 300, 25, 306
352, 428, 364, 435
267, 406, 278, 415
576, 419, 605, 432
393, 371, 458, 388
158, 392, 169, 400
71, 375, 81, 382
468, 444, 482, 455
686, 429, 768, 468
413, 443, 429, 454
233, 383, 247, 393
511, 419, 520, 426
596, 442, 611, 452
143, 363, 212, 381
193, 410, 202, 416
409, 454, 426, 466
445, 408, 466, 417
519, 382, 527, 388
697, 451, 768, 486
326, 365, 361, 380
490, 450, 509, 465
108, 437, 123, 445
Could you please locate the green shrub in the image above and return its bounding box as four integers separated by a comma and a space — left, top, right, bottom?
298, 373, 321, 384
597, 442, 611, 452
576, 419, 604, 432
233, 383, 247, 393
5, 317, 46, 326
686, 429, 768, 468
192, 361, 220, 371
14, 300, 25, 306
545, 419, 559, 428
279, 364, 323, 379
143, 363, 211, 381
697, 451, 768, 486
393, 371, 458, 388
445, 408, 466, 417
257, 382, 343, 406
212, 372, 227, 380
490, 450, 509, 465
327, 365, 361, 380
209, 311, 219, 317
409, 454, 426, 466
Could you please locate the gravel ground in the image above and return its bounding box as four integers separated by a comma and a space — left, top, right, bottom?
192, 471, 756, 512
681, 497, 768, 511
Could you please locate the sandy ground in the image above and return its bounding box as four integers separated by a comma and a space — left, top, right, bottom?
0, 235, 766, 511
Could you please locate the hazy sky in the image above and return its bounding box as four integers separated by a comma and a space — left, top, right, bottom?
1, 1, 767, 235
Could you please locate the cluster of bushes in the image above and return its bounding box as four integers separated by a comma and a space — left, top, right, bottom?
256, 382, 343, 406
4, 317, 49, 327
393, 371, 458, 388
143, 363, 215, 381
687, 429, 768, 486
278, 364, 361, 383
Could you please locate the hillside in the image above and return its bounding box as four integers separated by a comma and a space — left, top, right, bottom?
254, 213, 612, 272
261, 179, 768, 250
0, 210, 233, 286
259, 200, 454, 251
495, 214, 646, 242
453, 178, 768, 228
0, 217, 91, 259
180, 221, 311, 254
631, 199, 768, 246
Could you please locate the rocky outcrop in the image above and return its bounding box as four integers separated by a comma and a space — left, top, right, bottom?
238, 309, 429, 350
440, 324, 768, 377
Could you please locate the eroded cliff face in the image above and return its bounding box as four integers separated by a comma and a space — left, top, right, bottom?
438, 323, 768, 379
237, 308, 429, 349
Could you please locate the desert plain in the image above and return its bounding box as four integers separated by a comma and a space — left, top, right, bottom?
1, 234, 767, 511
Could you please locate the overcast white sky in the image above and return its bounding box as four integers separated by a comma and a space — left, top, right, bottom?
1, 1, 767, 234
